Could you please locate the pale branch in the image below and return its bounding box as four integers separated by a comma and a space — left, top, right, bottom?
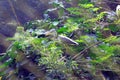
72, 41, 102, 60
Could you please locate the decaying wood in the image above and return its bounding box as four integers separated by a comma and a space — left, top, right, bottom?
16, 51, 45, 80
0, 33, 11, 50
0, 62, 20, 80
0, 33, 45, 79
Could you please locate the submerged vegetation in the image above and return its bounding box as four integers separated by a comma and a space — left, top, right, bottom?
0, 0, 120, 80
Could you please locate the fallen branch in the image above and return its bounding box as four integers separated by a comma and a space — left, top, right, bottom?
72, 41, 102, 60
0, 62, 20, 80
0, 33, 45, 79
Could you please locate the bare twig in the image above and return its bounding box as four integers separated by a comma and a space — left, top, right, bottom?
72, 41, 102, 60
8, 0, 21, 26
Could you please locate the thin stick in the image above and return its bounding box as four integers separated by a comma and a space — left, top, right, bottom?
72, 41, 102, 60
8, 0, 21, 26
